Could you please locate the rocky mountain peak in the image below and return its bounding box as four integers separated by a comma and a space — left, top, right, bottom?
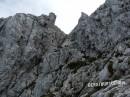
0, 0, 130, 97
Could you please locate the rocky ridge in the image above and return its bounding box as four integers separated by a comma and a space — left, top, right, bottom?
0, 0, 130, 97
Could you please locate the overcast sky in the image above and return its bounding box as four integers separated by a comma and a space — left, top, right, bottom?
0, 0, 105, 34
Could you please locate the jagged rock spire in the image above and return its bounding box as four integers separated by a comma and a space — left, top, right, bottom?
49, 12, 56, 24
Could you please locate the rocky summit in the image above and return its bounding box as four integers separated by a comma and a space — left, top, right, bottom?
0, 0, 130, 97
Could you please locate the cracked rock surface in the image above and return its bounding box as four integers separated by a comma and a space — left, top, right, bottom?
1, 0, 130, 97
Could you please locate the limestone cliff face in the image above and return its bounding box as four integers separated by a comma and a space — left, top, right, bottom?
1, 0, 130, 97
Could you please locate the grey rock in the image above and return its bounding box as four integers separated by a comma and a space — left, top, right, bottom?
98, 65, 111, 81
124, 48, 130, 56
49, 12, 56, 24
0, 0, 130, 97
